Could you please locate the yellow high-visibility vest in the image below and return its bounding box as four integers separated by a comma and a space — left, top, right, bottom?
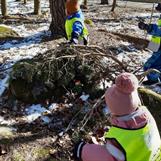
65, 17, 88, 40
148, 19, 161, 52
104, 108, 161, 161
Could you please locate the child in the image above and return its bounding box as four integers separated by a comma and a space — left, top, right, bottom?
73, 73, 161, 161
138, 3, 161, 85
65, 0, 89, 45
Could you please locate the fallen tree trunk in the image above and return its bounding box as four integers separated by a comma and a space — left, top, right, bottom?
111, 32, 149, 49
138, 87, 161, 133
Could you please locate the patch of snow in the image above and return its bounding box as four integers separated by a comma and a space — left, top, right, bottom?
26, 113, 41, 123
41, 116, 51, 124
6, 0, 49, 15
26, 104, 50, 115
58, 131, 64, 137
48, 103, 58, 111
106, 23, 122, 31
0, 75, 9, 96
80, 94, 90, 102
99, 80, 112, 89
102, 105, 111, 116
132, 13, 159, 19
150, 85, 161, 94
25, 104, 51, 123
117, 52, 124, 62
0, 116, 16, 126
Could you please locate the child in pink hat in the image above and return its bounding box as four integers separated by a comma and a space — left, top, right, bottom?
73, 72, 161, 161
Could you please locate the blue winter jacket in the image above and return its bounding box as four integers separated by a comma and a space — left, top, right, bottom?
66, 10, 84, 37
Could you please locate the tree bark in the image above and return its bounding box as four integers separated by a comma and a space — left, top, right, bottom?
84, 0, 87, 6
34, 0, 41, 15
49, 0, 66, 37
81, 0, 88, 9
111, 0, 116, 12
1, 0, 8, 16
101, 0, 109, 4
24, 0, 27, 4
138, 87, 161, 132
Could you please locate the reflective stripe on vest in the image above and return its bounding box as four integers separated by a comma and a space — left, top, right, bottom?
65, 17, 88, 40
104, 124, 161, 161
149, 19, 161, 52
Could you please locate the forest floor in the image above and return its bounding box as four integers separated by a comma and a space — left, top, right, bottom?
0, 1, 160, 161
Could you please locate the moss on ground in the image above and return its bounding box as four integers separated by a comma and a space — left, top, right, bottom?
0, 126, 14, 139
138, 87, 161, 133
32, 147, 50, 159
13, 153, 25, 161
0, 25, 20, 40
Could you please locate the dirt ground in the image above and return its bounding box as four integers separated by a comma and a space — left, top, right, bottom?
0, 1, 160, 161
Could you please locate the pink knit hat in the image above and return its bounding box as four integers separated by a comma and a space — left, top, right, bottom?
105, 73, 141, 116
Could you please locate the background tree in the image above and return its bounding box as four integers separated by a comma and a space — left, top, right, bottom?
34, 0, 41, 15
84, 0, 87, 7
111, 0, 117, 11
24, 0, 27, 4
81, 0, 88, 9
49, 0, 66, 37
84, 0, 87, 5
1, 0, 8, 16
101, 0, 109, 4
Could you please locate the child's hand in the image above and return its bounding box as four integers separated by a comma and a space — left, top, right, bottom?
138, 22, 148, 30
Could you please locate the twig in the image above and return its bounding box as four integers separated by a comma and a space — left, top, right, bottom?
79, 94, 105, 131
64, 108, 84, 133
73, 45, 128, 71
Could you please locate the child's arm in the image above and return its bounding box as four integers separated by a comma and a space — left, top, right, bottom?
138, 21, 161, 37
147, 24, 161, 37
73, 140, 125, 161
71, 21, 83, 43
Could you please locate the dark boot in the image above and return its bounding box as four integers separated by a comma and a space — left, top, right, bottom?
83, 36, 89, 45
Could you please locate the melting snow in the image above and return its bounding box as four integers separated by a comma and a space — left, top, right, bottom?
0, 0, 50, 96
80, 93, 90, 102
0, 116, 16, 126
48, 103, 58, 111
0, 75, 9, 96
25, 104, 51, 123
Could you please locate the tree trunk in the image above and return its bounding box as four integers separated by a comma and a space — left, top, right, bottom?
81, 0, 88, 9
84, 0, 87, 6
24, 0, 27, 4
34, 0, 41, 15
111, 0, 117, 12
101, 0, 109, 4
1, 0, 8, 16
49, 0, 66, 37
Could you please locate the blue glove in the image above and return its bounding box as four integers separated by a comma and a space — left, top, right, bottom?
156, 3, 161, 12
73, 140, 86, 160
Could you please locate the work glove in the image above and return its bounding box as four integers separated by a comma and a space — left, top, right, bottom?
70, 32, 79, 44
156, 3, 161, 12
73, 140, 86, 160
138, 21, 151, 32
